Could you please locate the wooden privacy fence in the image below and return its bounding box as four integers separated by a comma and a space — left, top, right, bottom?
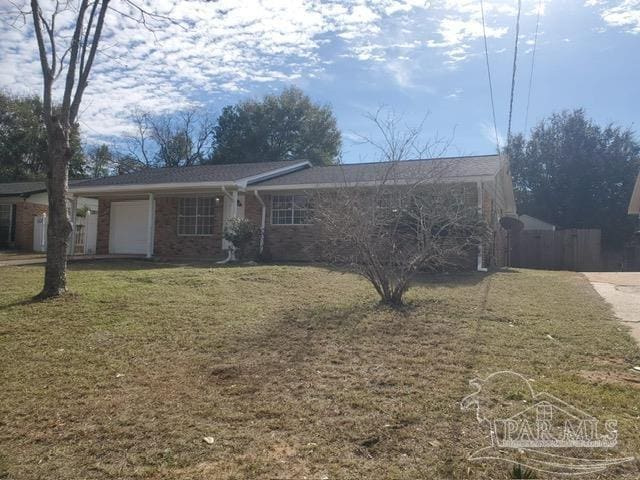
510, 229, 602, 271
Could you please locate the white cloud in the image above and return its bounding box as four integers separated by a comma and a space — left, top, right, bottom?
598, 0, 640, 33
0, 0, 550, 142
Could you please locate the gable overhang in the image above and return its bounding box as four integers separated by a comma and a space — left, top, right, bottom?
629, 174, 640, 215
0, 189, 46, 198
239, 161, 311, 187
69, 180, 239, 196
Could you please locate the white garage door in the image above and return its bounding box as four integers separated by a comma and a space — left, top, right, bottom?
109, 200, 150, 254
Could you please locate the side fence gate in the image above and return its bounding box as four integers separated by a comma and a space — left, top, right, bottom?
510, 229, 602, 271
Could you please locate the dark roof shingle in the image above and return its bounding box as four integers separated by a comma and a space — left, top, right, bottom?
71, 161, 305, 188
66, 155, 502, 192
252, 155, 502, 187
0, 181, 46, 197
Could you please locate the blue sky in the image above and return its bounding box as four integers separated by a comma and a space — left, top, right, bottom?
0, 0, 638, 163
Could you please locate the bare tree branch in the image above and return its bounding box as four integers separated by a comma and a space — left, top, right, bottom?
310, 110, 487, 307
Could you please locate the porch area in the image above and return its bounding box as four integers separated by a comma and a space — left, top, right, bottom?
70, 186, 258, 260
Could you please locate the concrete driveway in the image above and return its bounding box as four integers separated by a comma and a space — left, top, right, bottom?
583, 272, 640, 344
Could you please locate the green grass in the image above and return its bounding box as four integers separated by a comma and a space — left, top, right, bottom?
1, 261, 639, 479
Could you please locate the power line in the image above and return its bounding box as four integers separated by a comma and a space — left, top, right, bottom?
524, 0, 542, 133
506, 0, 523, 145
480, 0, 501, 155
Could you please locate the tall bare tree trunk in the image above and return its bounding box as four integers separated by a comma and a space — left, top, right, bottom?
39, 118, 73, 298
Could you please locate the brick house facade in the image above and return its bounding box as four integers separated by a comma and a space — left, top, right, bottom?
14, 202, 48, 251
1, 181, 100, 253
74, 156, 518, 269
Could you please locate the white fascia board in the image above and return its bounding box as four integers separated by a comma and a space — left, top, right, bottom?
236, 161, 312, 188
246, 175, 494, 192
0, 196, 22, 203
69, 180, 238, 196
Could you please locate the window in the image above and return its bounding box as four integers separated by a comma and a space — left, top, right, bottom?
177, 197, 215, 235
271, 194, 312, 225
0, 204, 13, 244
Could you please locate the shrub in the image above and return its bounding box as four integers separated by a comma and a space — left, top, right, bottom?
223, 218, 261, 261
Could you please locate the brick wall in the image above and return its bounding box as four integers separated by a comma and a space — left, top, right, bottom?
92, 183, 499, 270
247, 193, 319, 262
14, 201, 47, 251
153, 196, 225, 258
250, 186, 486, 265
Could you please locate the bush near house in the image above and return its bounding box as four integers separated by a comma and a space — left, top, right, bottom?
223, 217, 261, 261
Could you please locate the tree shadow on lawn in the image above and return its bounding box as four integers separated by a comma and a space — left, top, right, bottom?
185, 282, 489, 478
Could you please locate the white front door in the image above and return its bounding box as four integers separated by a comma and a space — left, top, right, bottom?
109, 200, 150, 254
222, 194, 245, 250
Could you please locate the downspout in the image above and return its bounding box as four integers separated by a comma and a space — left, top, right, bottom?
146, 193, 155, 259
254, 190, 266, 255
477, 181, 488, 272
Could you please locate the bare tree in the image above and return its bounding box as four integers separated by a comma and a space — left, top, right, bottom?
126, 109, 215, 168
13, 1, 173, 297
311, 110, 489, 307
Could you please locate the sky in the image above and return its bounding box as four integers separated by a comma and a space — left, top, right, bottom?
0, 0, 638, 163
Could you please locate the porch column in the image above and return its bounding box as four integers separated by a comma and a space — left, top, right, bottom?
147, 193, 155, 258
68, 195, 78, 255
232, 190, 238, 218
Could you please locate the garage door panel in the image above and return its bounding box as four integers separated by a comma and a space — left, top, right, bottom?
109, 200, 150, 254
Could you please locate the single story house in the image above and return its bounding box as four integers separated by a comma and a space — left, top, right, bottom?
69, 154, 517, 270
0, 181, 98, 253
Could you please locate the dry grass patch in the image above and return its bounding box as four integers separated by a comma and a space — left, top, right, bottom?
0, 262, 639, 479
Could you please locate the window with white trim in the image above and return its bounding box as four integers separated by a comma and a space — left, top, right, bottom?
271, 194, 312, 225
177, 197, 215, 235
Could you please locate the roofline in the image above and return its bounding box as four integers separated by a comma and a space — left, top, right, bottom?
69, 180, 239, 195
0, 188, 46, 198
69, 161, 312, 195
247, 174, 498, 191
334, 153, 501, 167
240, 161, 311, 186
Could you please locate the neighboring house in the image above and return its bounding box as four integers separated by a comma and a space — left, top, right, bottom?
518, 214, 556, 231
0, 181, 99, 253
69, 155, 517, 270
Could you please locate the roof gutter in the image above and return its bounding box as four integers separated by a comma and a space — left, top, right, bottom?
0, 189, 46, 198
245, 175, 497, 192
253, 190, 266, 254
69, 180, 238, 195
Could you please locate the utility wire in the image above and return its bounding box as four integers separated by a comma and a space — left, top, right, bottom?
506, 0, 523, 145
524, 0, 542, 133
480, 0, 501, 155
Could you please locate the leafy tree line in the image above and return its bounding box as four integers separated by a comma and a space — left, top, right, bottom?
0, 87, 342, 182
0, 92, 85, 181
508, 109, 640, 249
124, 87, 341, 169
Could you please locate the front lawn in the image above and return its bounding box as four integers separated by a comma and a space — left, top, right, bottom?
1, 262, 639, 479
